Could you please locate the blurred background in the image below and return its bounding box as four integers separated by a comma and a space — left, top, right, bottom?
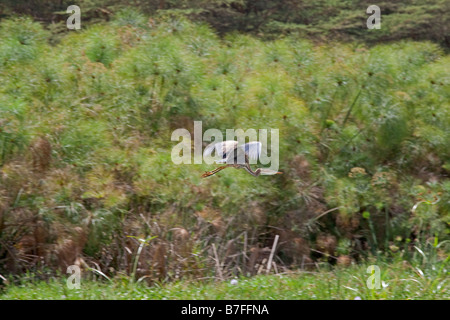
0, 0, 448, 286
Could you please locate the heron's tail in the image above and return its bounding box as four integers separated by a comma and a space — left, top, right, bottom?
201, 165, 229, 178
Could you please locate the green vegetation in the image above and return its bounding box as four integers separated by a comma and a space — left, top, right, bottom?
1, 258, 447, 300
0, 6, 448, 296
1, 1, 449, 47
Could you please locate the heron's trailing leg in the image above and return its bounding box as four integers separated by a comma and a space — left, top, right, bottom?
201, 165, 232, 178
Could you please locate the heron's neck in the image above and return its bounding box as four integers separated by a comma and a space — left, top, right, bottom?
244, 164, 261, 177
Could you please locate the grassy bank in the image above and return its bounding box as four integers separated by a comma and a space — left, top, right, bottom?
1, 258, 448, 300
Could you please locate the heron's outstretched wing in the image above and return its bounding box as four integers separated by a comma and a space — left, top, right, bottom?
240, 141, 262, 161
203, 140, 238, 159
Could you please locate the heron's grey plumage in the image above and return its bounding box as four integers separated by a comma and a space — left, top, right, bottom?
201, 140, 281, 178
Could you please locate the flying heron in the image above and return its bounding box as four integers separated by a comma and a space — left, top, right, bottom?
201, 140, 282, 178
